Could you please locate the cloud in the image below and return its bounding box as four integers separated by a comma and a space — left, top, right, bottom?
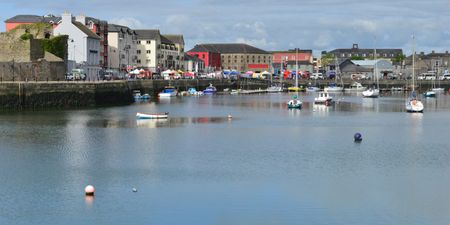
109, 17, 144, 29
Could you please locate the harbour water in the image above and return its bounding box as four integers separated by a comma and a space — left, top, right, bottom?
1, 92, 450, 224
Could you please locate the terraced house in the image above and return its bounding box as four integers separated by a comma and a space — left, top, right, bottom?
135, 30, 184, 73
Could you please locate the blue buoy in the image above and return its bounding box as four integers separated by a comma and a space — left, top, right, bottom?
354, 133, 362, 142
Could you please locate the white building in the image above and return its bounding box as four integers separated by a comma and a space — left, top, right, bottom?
53, 12, 101, 80
135, 30, 184, 73
107, 24, 137, 71
184, 53, 204, 73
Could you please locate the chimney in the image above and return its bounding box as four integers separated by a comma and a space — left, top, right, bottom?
61, 12, 72, 24
352, 43, 359, 49
76, 14, 86, 24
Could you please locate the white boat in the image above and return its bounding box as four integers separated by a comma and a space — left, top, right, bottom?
266, 86, 282, 92
324, 57, 344, 92
362, 87, 380, 98
362, 39, 380, 98
314, 92, 333, 105
306, 86, 320, 92
158, 86, 178, 97
423, 90, 436, 98
287, 95, 302, 109
406, 35, 424, 113
344, 82, 366, 92
136, 112, 169, 119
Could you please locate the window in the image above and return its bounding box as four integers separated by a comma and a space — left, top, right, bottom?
147, 50, 151, 54
137, 40, 141, 44
137, 50, 141, 54
137, 59, 141, 64
146, 40, 151, 44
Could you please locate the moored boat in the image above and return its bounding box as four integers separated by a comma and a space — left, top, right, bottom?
158, 86, 178, 97
136, 112, 169, 119
203, 84, 217, 94
344, 82, 366, 92
314, 91, 333, 105
287, 95, 302, 109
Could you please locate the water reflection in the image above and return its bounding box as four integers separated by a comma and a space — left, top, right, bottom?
90, 116, 233, 128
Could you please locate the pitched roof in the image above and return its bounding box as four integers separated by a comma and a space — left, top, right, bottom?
160, 35, 174, 45
5, 14, 61, 24
135, 29, 160, 40
72, 21, 100, 39
271, 49, 313, 54
108, 24, 135, 34
184, 53, 203, 62
163, 35, 184, 45
188, 43, 269, 54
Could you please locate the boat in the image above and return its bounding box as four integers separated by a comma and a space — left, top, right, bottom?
423, 90, 436, 98
306, 86, 320, 92
188, 87, 199, 95
287, 86, 304, 92
266, 85, 282, 92
344, 82, 366, 92
314, 91, 333, 105
362, 41, 380, 98
203, 84, 217, 94
324, 57, 344, 92
405, 35, 424, 113
158, 86, 178, 97
390, 87, 404, 92
134, 93, 150, 100
287, 95, 302, 109
136, 112, 169, 119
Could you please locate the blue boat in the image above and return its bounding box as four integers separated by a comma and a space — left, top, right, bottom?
203, 84, 217, 94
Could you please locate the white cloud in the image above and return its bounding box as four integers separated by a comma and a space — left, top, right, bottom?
109, 17, 144, 29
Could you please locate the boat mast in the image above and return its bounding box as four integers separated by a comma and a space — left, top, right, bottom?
295, 48, 299, 88
412, 35, 415, 92
374, 36, 379, 89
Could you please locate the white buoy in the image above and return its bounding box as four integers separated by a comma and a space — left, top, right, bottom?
85, 185, 95, 196
227, 114, 233, 119
132, 188, 137, 192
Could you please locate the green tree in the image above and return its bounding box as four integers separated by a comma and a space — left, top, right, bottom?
392, 54, 406, 63
321, 53, 334, 68
350, 55, 365, 60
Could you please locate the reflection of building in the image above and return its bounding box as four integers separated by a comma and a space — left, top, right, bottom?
53, 12, 101, 80
272, 49, 313, 74
107, 24, 137, 71
322, 43, 403, 62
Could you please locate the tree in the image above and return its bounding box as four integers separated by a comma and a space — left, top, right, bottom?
392, 54, 406, 63
350, 55, 365, 60
321, 53, 334, 69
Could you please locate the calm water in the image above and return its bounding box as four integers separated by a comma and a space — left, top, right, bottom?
1, 92, 450, 225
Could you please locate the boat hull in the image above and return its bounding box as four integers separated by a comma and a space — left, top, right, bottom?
136, 112, 168, 119
406, 100, 424, 113
287, 100, 302, 109
362, 89, 380, 98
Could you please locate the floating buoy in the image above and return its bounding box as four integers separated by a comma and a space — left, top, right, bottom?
132, 188, 137, 192
354, 133, 362, 142
85, 185, 95, 196
227, 114, 233, 119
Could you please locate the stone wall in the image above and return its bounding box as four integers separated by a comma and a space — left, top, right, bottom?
0, 60, 66, 81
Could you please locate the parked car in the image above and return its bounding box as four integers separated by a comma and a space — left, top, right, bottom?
439, 73, 450, 80
311, 72, 324, 79
351, 73, 367, 80
418, 71, 436, 80
72, 69, 86, 80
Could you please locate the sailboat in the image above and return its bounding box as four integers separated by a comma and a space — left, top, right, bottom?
362, 38, 380, 98
288, 49, 303, 92
406, 35, 424, 113
428, 65, 444, 95
324, 57, 343, 92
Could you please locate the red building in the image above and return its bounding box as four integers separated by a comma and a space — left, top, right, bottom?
5, 14, 60, 32
272, 49, 313, 64
187, 45, 221, 71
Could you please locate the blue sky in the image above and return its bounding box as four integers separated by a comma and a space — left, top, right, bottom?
1, 0, 449, 56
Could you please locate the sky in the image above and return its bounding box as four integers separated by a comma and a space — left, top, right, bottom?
1, 0, 449, 56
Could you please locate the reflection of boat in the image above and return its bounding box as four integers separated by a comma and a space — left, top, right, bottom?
287, 95, 302, 109
203, 84, 217, 94
287, 86, 304, 92
136, 112, 169, 119
345, 82, 366, 92
158, 86, 178, 97
314, 92, 333, 105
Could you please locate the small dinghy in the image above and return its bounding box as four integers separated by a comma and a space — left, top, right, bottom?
136, 112, 169, 119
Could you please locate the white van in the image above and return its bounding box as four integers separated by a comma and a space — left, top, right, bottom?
439, 73, 450, 80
